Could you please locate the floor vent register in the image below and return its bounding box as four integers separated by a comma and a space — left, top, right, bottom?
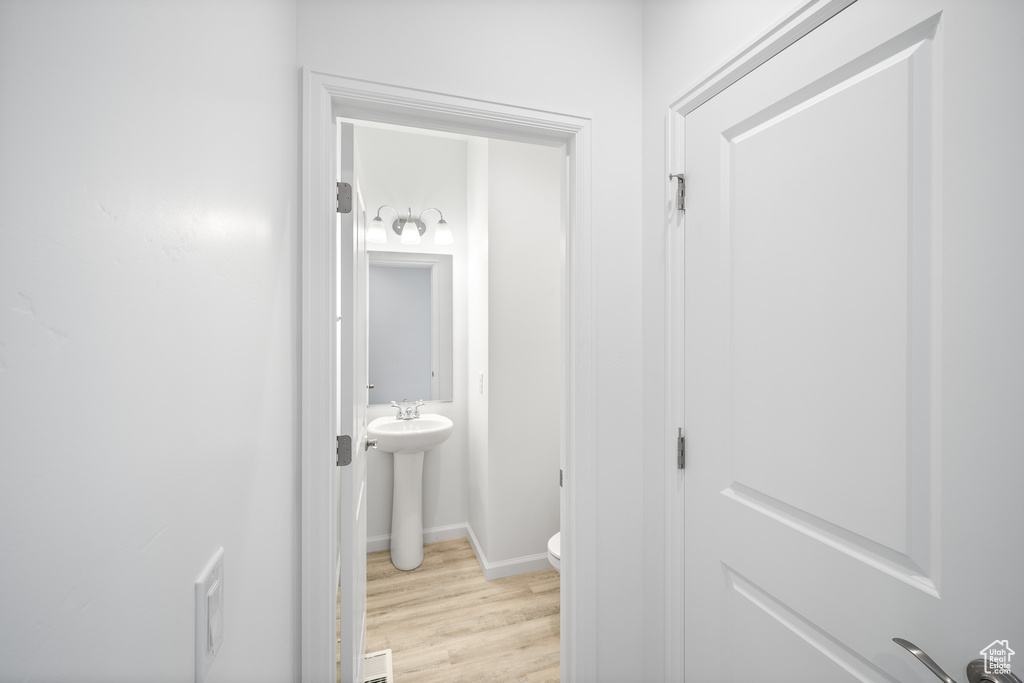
363, 649, 394, 683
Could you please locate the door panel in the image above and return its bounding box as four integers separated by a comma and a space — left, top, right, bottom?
337, 121, 368, 683
684, 1, 1023, 681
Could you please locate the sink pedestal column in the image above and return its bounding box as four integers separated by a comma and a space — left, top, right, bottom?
390, 450, 425, 570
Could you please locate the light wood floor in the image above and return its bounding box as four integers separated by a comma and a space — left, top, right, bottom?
340, 537, 560, 682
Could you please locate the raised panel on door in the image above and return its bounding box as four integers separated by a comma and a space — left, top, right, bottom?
723, 20, 938, 593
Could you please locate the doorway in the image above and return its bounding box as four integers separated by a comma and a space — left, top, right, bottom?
348, 119, 563, 680
301, 72, 597, 683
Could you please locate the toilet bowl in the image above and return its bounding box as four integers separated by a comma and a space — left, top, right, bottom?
547, 532, 561, 572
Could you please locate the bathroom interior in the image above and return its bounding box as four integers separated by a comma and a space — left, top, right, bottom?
346, 119, 565, 676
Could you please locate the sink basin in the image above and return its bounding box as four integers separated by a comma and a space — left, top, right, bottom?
367, 413, 454, 454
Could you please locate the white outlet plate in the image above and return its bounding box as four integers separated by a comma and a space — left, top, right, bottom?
195, 547, 224, 683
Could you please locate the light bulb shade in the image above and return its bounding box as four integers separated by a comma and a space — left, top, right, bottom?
434, 218, 454, 245
367, 217, 388, 244
400, 220, 421, 245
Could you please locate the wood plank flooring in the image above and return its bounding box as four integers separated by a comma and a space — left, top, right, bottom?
340, 537, 560, 682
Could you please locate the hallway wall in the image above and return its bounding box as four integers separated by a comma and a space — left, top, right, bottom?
0, 1, 301, 681
297, 1, 645, 676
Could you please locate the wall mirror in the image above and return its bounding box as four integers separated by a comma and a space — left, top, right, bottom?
367, 251, 453, 405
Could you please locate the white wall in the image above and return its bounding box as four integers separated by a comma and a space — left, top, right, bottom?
298, 2, 645, 674
483, 139, 562, 565
639, 0, 855, 678
466, 138, 563, 574
466, 138, 491, 554
357, 125, 470, 543
0, 1, 300, 682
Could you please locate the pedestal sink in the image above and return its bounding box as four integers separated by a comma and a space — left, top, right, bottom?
367, 413, 454, 570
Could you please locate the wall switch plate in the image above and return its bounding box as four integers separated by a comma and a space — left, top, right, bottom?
195, 547, 224, 682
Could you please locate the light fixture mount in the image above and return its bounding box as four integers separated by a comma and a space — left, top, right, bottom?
391, 217, 425, 236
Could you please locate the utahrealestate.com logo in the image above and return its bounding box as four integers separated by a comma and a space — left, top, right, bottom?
980, 640, 1015, 675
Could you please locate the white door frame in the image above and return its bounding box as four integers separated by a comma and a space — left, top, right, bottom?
301, 70, 597, 682
661, 1, 858, 679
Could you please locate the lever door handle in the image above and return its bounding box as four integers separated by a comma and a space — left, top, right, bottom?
894, 639, 957, 683
365, 438, 378, 451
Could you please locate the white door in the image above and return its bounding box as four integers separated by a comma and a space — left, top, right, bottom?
337, 121, 368, 683
683, 1, 1024, 681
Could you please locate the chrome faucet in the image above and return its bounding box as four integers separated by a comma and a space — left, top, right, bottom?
390, 400, 426, 420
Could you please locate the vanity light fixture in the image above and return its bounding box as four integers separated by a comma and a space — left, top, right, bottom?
367, 205, 453, 245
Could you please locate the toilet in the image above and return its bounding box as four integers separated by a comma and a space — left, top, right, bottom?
547, 532, 561, 572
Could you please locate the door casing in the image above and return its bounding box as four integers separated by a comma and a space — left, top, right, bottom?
300, 71, 597, 682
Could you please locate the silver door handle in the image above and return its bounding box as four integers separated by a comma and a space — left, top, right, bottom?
894, 638, 1023, 683
365, 438, 377, 451
894, 639, 957, 683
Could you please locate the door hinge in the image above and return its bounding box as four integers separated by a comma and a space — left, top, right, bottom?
669, 173, 685, 211
677, 428, 685, 469
336, 181, 352, 214
337, 434, 352, 467
560, 469, 563, 487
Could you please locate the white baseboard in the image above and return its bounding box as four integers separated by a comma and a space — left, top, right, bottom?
466, 524, 552, 581
366, 522, 469, 553
367, 522, 552, 580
